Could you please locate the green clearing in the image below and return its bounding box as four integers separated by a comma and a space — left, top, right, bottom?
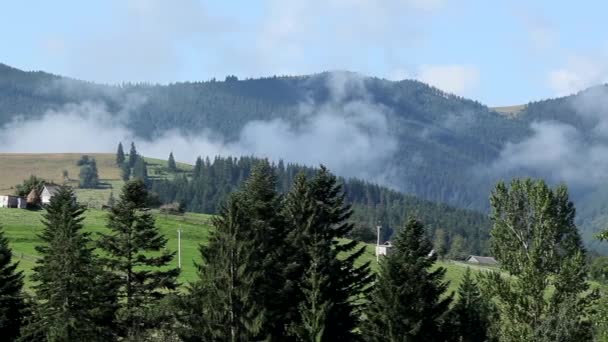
1, 207, 488, 294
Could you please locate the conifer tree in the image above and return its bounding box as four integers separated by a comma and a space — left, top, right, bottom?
238, 161, 289, 341
132, 157, 148, 183
168, 152, 177, 172
97, 180, 179, 339
22, 186, 117, 341
129, 142, 138, 168
116, 142, 125, 166
0, 225, 26, 341
308, 166, 373, 341
451, 268, 490, 342
482, 179, 593, 341
107, 191, 116, 208
121, 162, 131, 181
362, 219, 453, 342
176, 193, 263, 341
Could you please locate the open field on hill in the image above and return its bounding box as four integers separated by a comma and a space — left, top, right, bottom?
1, 207, 484, 293
0, 152, 192, 208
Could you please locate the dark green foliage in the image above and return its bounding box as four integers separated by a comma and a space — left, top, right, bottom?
590, 256, 608, 284
97, 180, 179, 338
0, 225, 26, 341
176, 194, 263, 341
361, 219, 453, 342
128, 142, 138, 168
78, 156, 99, 188
116, 142, 125, 165
151, 156, 491, 255
121, 162, 131, 181
168, 152, 177, 172
451, 268, 490, 342
107, 191, 116, 208
14, 175, 44, 198
132, 157, 148, 183
22, 186, 117, 341
482, 179, 594, 341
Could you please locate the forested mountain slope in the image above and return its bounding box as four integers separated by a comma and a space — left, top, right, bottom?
2, 63, 608, 251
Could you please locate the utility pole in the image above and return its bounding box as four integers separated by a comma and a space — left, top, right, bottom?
376, 224, 381, 262
177, 228, 182, 269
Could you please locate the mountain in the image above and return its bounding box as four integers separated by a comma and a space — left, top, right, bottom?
1, 63, 608, 251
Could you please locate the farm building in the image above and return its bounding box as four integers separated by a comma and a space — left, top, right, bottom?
41, 184, 60, 205
0, 195, 27, 208
466, 255, 498, 265
375, 241, 393, 258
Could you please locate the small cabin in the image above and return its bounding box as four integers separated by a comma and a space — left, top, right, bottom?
0, 195, 27, 209
466, 255, 498, 266
375, 241, 393, 258
41, 185, 60, 205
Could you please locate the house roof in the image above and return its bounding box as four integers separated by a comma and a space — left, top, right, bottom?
467, 255, 498, 265
43, 184, 61, 195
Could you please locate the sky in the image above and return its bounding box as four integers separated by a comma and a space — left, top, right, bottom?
2, 0, 608, 105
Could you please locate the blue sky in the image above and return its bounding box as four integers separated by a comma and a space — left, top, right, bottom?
2, 0, 608, 105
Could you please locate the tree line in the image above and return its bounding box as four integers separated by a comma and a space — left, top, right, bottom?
1, 161, 606, 341
149, 153, 491, 257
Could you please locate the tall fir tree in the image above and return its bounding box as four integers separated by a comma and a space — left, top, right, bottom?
132, 157, 148, 183
116, 142, 125, 166
482, 179, 593, 341
168, 152, 177, 172
22, 186, 117, 341
176, 193, 263, 342
128, 142, 138, 168
307, 166, 373, 341
97, 180, 179, 339
362, 219, 453, 342
451, 268, 490, 342
121, 162, 131, 181
238, 161, 289, 341
0, 225, 26, 341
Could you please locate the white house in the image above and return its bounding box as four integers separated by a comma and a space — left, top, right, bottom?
0, 195, 27, 209
375, 241, 393, 258
41, 185, 60, 205
466, 255, 498, 266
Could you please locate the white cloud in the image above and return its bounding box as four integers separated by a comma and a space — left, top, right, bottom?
416, 64, 480, 96
548, 56, 608, 96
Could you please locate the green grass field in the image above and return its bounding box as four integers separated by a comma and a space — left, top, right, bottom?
0, 207, 485, 294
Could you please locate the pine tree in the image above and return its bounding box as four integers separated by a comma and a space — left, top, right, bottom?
22, 186, 117, 341
308, 166, 373, 341
98, 180, 179, 339
129, 142, 138, 168
78, 157, 99, 189
362, 219, 453, 342
0, 225, 26, 341
238, 161, 289, 341
121, 162, 131, 181
132, 157, 148, 183
176, 193, 263, 341
116, 142, 125, 166
107, 191, 116, 207
451, 268, 490, 342
168, 152, 177, 172
482, 179, 593, 341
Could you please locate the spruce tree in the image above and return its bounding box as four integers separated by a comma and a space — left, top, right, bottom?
0, 225, 26, 341
308, 166, 373, 341
116, 142, 125, 166
482, 179, 593, 341
168, 152, 177, 172
121, 162, 131, 181
22, 186, 117, 341
176, 193, 263, 341
98, 180, 179, 339
132, 157, 148, 183
129, 142, 138, 168
451, 268, 490, 342
362, 219, 453, 342
238, 161, 289, 341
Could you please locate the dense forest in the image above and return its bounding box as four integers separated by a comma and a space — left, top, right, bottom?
150, 155, 491, 256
